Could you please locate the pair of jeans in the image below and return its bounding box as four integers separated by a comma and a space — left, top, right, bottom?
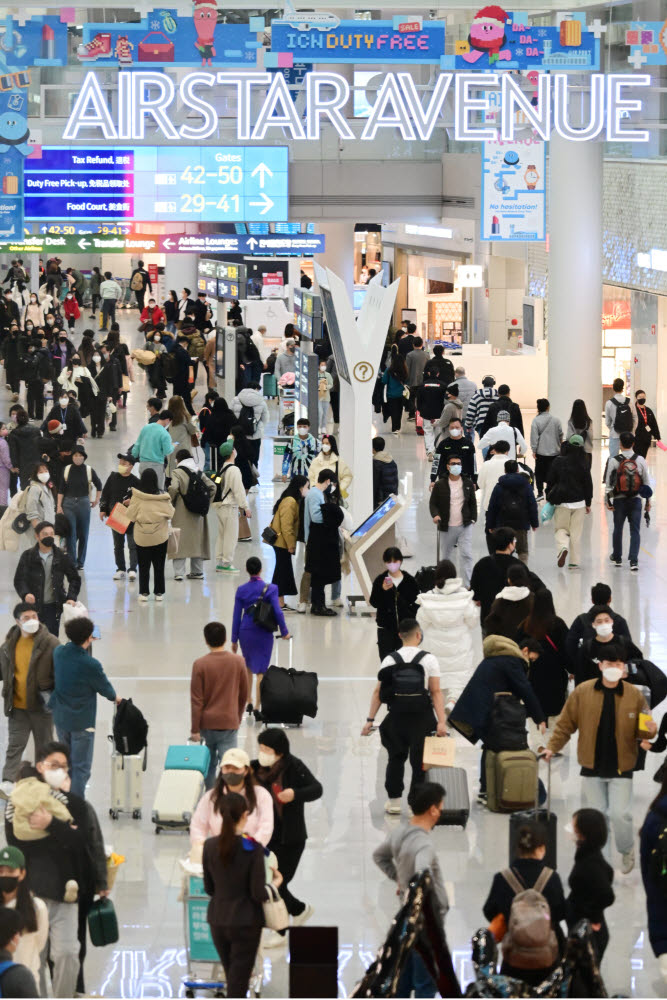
62, 496, 91, 566
56, 727, 95, 799
608, 435, 620, 458
100, 298, 116, 329
318, 398, 329, 433
2, 707, 54, 781
112, 525, 137, 572
137, 540, 167, 595
199, 728, 238, 789
397, 951, 436, 999
437, 524, 473, 586
582, 775, 634, 854
612, 495, 642, 563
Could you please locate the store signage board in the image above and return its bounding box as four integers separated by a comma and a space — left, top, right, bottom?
23, 146, 288, 223
158, 233, 325, 254
481, 138, 546, 241
62, 70, 650, 144
269, 19, 446, 64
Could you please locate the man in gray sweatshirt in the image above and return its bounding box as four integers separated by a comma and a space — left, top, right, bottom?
372, 781, 449, 996
529, 398, 563, 500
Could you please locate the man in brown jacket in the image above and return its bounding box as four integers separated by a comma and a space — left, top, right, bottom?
0, 602, 58, 793
545, 642, 656, 874
190, 621, 248, 789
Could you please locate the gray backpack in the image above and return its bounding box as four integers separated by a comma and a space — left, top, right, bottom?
501, 867, 559, 970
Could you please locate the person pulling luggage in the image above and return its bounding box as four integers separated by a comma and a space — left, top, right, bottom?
361, 618, 448, 816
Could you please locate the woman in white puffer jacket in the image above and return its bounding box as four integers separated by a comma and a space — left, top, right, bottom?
416, 559, 479, 712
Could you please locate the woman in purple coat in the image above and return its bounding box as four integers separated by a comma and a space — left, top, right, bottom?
0, 422, 11, 506
232, 556, 290, 721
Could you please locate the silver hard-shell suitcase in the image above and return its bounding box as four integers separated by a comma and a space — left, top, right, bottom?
110, 752, 143, 820
426, 765, 470, 828
152, 769, 204, 833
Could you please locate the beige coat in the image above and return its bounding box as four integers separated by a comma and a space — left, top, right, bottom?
125, 488, 174, 547
168, 417, 198, 475
168, 466, 216, 560
308, 452, 353, 498
271, 495, 299, 551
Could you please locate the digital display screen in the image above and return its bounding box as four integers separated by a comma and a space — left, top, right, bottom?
275, 222, 301, 234
24, 146, 289, 223
247, 223, 270, 234
351, 496, 398, 539
293, 287, 322, 341
319, 285, 350, 384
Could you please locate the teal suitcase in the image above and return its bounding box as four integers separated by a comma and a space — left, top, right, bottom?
263, 373, 278, 398
88, 898, 119, 946
164, 744, 210, 775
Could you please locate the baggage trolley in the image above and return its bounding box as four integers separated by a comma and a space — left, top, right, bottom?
182, 873, 262, 997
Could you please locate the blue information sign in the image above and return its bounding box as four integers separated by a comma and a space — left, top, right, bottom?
24, 146, 289, 223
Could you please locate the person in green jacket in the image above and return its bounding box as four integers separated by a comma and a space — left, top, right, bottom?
130, 411, 174, 488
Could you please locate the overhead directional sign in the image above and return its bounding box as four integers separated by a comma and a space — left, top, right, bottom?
158, 234, 326, 255
0, 233, 161, 254
24, 146, 289, 223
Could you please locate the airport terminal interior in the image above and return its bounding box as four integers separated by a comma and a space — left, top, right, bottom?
0, 0, 666, 996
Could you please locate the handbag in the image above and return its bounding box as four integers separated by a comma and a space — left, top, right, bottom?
121, 374, 131, 393
540, 501, 555, 523
238, 510, 251, 540
263, 883, 289, 931
261, 524, 278, 545
87, 897, 119, 947
247, 584, 278, 633
138, 30, 175, 62
167, 525, 181, 557
190, 432, 199, 448
106, 502, 130, 535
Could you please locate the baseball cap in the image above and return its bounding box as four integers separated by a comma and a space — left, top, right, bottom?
219, 441, 234, 459
568, 434, 584, 447
117, 453, 136, 464
220, 748, 250, 770
0, 845, 25, 868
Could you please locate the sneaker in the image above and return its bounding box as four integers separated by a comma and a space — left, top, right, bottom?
0, 781, 14, 800
239, 535, 252, 543
155, 594, 164, 602
174, 574, 184, 581
219, 565, 239, 573
216, 564, 225, 572
186, 572, 204, 580
557, 548, 568, 568
477, 792, 488, 807
620, 848, 635, 874
630, 562, 638, 572
77, 33, 112, 60
296, 602, 308, 614
113, 570, 125, 580
291, 904, 314, 927
331, 598, 345, 608
282, 604, 297, 613
64, 879, 79, 903
610, 554, 622, 567
128, 570, 136, 581
138, 594, 149, 603
426, 452, 434, 461
263, 930, 287, 949
384, 799, 402, 815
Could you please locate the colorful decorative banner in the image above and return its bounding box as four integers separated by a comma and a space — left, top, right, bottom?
441, 6, 600, 72
269, 18, 446, 65
625, 22, 667, 68
0, 15, 68, 70
77, 5, 260, 69
481, 137, 545, 242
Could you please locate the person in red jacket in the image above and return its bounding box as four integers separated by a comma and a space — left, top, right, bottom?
63, 292, 80, 331
140, 298, 166, 331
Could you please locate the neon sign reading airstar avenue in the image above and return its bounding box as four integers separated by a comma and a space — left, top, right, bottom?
63, 69, 650, 143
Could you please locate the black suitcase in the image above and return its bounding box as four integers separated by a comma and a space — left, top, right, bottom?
261, 639, 318, 726
426, 765, 470, 829
508, 758, 557, 869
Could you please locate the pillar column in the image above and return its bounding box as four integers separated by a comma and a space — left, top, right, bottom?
547, 135, 603, 436
164, 253, 197, 300
317, 221, 354, 294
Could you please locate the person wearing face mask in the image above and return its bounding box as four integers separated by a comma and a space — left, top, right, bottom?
565, 582, 632, 665
565, 808, 615, 964
189, 622, 249, 787
5, 740, 110, 999
19, 332, 51, 422
232, 380, 270, 468
315, 361, 334, 433
56, 447, 102, 570
62, 291, 80, 331
0, 845, 49, 986
40, 392, 86, 442
57, 354, 97, 420
0, 288, 20, 340
478, 409, 528, 462
203, 326, 217, 390
13, 522, 80, 637
545, 645, 656, 875
434, 383, 464, 443
0, 603, 58, 795
283, 417, 318, 480
274, 337, 297, 380
99, 453, 141, 581
605, 430, 651, 571
470, 527, 544, 622
573, 606, 642, 687
24, 463, 56, 535
50, 332, 75, 376
304, 470, 343, 617
252, 728, 322, 936
634, 388, 661, 458
23, 293, 44, 330
369, 547, 420, 659
0, 907, 39, 999
269, 475, 309, 609
87, 346, 119, 438
429, 418, 476, 485
190, 747, 273, 853
139, 298, 164, 331
416, 373, 446, 460
8, 410, 42, 491
429, 452, 477, 587
308, 434, 352, 501
0, 318, 21, 398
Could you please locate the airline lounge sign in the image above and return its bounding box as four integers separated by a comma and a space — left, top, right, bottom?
63, 70, 650, 144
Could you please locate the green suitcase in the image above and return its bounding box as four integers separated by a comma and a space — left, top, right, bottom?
88, 897, 119, 947
263, 373, 278, 398
486, 749, 538, 813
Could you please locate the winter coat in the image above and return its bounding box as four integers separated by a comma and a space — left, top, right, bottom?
470, 553, 544, 621
308, 452, 353, 498
125, 488, 174, 547
565, 606, 631, 665
640, 795, 667, 957
23, 303, 44, 327
167, 417, 198, 475
518, 617, 572, 718
50, 641, 116, 732
566, 843, 614, 930
8, 424, 44, 485
271, 496, 300, 551
58, 365, 98, 400
416, 580, 479, 699
13, 544, 81, 610
0, 623, 58, 714
484, 856, 566, 926
232, 387, 270, 441
140, 305, 165, 327
381, 368, 406, 400
405, 348, 429, 388
167, 465, 216, 560
24, 482, 55, 526
530, 412, 563, 457
429, 475, 477, 531
252, 753, 323, 846
465, 386, 499, 433
63, 297, 80, 321
486, 472, 539, 532
369, 571, 419, 634
416, 380, 446, 421
304, 503, 344, 584
435, 397, 464, 441
482, 395, 525, 437
430, 436, 476, 482
483, 585, 534, 639
452, 376, 477, 419
202, 403, 236, 449
449, 635, 545, 745
574, 634, 642, 687
100, 471, 140, 516
635, 403, 660, 449
423, 355, 455, 385
40, 403, 86, 441
546, 454, 593, 507
373, 452, 399, 508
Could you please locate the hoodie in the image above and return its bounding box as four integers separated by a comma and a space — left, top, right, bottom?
486, 471, 538, 532
372, 824, 449, 923
483, 586, 533, 639
435, 397, 464, 441
232, 387, 270, 440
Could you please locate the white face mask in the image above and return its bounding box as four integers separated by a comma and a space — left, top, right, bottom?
257, 750, 277, 768
92, 354, 101, 364
20, 618, 39, 634
319, 366, 326, 372
322, 444, 331, 454
450, 428, 462, 438
602, 666, 623, 684
298, 428, 308, 438
37, 471, 50, 484
449, 465, 462, 476
43, 767, 67, 790
595, 623, 613, 638
59, 398, 68, 408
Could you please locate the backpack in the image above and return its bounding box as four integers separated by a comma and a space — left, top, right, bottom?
378, 651, 431, 714
611, 396, 633, 433
130, 270, 144, 292
485, 692, 528, 752
648, 807, 667, 896
112, 698, 148, 757
181, 468, 211, 516
0, 960, 16, 995
501, 868, 559, 970
246, 583, 279, 633
498, 487, 525, 529
238, 403, 257, 437
613, 454, 642, 496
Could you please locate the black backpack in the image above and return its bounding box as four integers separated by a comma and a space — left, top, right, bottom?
247, 583, 278, 633
378, 651, 431, 714
612, 396, 633, 433
112, 698, 148, 758
181, 468, 211, 516
238, 403, 256, 437
498, 487, 525, 529
485, 692, 528, 752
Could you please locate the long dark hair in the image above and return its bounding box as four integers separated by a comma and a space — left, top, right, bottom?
321, 434, 339, 456
139, 469, 160, 494
273, 474, 308, 516
217, 792, 248, 864
8, 877, 37, 935
389, 346, 408, 383
521, 588, 557, 640
211, 769, 258, 816
569, 398, 592, 431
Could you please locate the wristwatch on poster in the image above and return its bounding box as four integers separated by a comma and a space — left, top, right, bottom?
524, 165, 539, 190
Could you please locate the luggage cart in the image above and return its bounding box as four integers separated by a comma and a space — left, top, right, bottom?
278, 386, 296, 434
182, 873, 263, 998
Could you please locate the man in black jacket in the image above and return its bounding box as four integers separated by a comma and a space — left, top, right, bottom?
481, 383, 524, 437
429, 418, 475, 483
429, 453, 477, 586
565, 582, 631, 664
0, 288, 20, 337
423, 343, 455, 385
192, 292, 211, 332
99, 453, 141, 580
172, 335, 195, 414
486, 461, 539, 564
634, 388, 661, 458
129, 260, 151, 312
469, 526, 543, 620
13, 521, 81, 636
89, 348, 122, 437
0, 905, 38, 998
372, 436, 399, 507
416, 376, 446, 459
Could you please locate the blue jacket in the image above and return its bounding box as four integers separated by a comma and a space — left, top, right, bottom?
131, 422, 174, 464
49, 643, 116, 731
382, 369, 406, 400
641, 793, 667, 957
486, 472, 539, 532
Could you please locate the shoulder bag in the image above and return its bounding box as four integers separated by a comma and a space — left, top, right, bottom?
263, 883, 289, 931
247, 584, 278, 633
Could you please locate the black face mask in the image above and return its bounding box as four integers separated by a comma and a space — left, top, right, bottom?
222, 772, 244, 787
40, 536, 55, 548
637, 397, 646, 405
0, 876, 19, 894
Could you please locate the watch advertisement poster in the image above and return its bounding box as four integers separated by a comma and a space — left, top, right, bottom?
481, 138, 545, 241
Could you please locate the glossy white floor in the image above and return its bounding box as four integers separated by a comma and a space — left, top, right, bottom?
1, 314, 666, 998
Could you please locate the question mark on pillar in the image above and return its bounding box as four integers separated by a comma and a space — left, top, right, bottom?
353, 361, 374, 383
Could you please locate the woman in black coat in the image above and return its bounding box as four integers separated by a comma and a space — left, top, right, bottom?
203, 791, 276, 998
517, 588, 572, 734
566, 807, 615, 962
8, 410, 43, 489
203, 398, 236, 473
634, 390, 661, 458
230, 424, 256, 490
252, 729, 322, 926
369, 546, 419, 660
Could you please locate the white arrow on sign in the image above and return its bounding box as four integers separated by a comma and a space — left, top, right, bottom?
251, 162, 274, 190
163, 237, 174, 250
248, 193, 274, 216
247, 237, 258, 250
78, 238, 90, 250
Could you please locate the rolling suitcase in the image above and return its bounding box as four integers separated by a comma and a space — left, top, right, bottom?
509, 758, 557, 869
427, 765, 470, 828
110, 752, 143, 820
486, 749, 538, 813
261, 639, 318, 726
151, 744, 209, 833
415, 411, 424, 436
263, 373, 278, 398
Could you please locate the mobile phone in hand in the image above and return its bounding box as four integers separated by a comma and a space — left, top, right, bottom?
92, 625, 101, 640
